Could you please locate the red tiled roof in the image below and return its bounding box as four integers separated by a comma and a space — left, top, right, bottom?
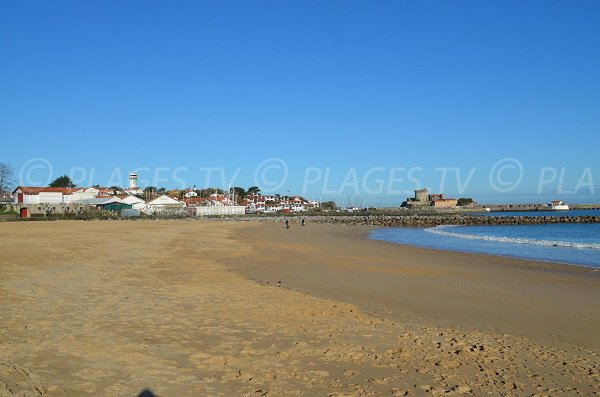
14, 186, 81, 195
184, 197, 208, 204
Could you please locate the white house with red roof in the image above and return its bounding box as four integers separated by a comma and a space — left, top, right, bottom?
184, 189, 198, 198
243, 194, 319, 213
12, 186, 113, 205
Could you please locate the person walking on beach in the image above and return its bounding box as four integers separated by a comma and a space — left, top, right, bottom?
301, 219, 305, 227
285, 219, 289, 229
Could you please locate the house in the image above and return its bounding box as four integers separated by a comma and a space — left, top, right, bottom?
13, 186, 77, 204
184, 189, 198, 198
12, 186, 107, 204
10, 186, 125, 217
431, 198, 458, 208
144, 195, 185, 215
244, 200, 266, 214
428, 193, 457, 208
242, 194, 317, 213
264, 204, 282, 213
290, 196, 306, 212
12, 186, 124, 205
184, 197, 208, 206
96, 187, 117, 196
207, 194, 233, 206
306, 200, 320, 209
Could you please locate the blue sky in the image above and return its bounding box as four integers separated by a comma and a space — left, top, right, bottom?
1, 1, 599, 205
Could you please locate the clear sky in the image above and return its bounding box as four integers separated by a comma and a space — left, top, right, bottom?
1, 1, 599, 205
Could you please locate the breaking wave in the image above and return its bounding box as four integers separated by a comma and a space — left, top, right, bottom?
424, 225, 600, 250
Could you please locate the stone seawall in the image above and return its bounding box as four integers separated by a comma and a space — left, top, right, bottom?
212, 215, 600, 227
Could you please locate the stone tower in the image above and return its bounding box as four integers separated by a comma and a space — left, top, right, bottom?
414, 188, 428, 203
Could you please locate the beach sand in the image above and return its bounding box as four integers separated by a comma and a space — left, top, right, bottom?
0, 220, 598, 396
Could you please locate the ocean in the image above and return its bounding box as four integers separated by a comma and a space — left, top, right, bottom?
369, 210, 600, 268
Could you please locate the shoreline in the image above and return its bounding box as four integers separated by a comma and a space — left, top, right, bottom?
368, 225, 600, 272
361, 223, 600, 275
229, 222, 600, 348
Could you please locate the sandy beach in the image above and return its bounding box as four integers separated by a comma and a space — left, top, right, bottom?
1, 220, 598, 396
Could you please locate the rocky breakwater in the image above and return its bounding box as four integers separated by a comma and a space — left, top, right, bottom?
220, 214, 600, 227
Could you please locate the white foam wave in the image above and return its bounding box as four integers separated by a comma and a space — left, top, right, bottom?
424, 225, 600, 250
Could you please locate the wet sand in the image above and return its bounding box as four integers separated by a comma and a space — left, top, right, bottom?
231, 222, 600, 348
0, 220, 598, 396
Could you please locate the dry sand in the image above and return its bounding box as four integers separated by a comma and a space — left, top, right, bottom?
0, 220, 598, 396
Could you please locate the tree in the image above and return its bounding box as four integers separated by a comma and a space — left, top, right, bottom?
0, 162, 15, 195
457, 197, 475, 207
321, 201, 338, 211
144, 186, 158, 200
230, 186, 246, 202
198, 188, 224, 197
49, 175, 76, 188
167, 189, 182, 198
247, 186, 261, 196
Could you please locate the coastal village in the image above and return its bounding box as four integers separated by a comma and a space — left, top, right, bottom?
6, 172, 324, 218
4, 171, 584, 219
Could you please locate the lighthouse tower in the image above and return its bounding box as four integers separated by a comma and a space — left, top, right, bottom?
125, 172, 143, 195
129, 172, 138, 190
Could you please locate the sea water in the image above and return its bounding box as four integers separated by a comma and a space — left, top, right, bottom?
369, 213, 600, 268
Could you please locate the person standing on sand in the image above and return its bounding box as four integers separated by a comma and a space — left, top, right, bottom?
285, 219, 289, 229
301, 219, 305, 227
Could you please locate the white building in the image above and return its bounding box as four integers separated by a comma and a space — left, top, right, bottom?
121, 195, 146, 210
184, 189, 198, 198
206, 194, 233, 206
306, 200, 320, 208
13, 186, 103, 204
144, 195, 185, 215
264, 204, 282, 213
124, 172, 144, 196
243, 194, 319, 213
